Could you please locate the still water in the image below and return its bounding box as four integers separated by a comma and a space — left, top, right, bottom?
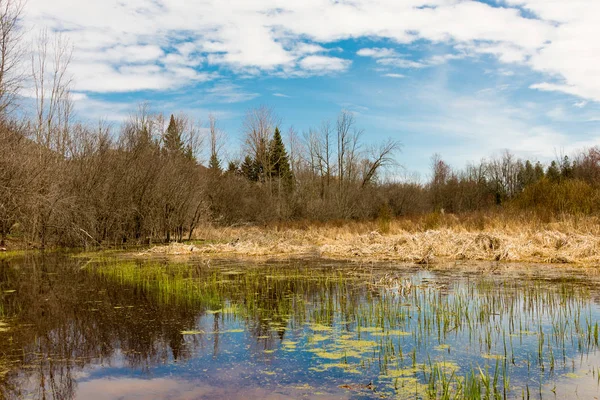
1, 253, 600, 399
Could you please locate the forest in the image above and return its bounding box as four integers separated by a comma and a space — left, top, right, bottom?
1, 0, 600, 249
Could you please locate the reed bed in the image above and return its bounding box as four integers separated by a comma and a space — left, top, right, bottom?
140, 214, 600, 265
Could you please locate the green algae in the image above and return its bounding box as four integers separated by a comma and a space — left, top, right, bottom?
181, 330, 205, 335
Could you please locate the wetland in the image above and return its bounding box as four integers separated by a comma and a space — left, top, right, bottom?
1, 252, 600, 399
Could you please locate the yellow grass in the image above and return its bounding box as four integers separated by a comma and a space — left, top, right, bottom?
139, 213, 600, 266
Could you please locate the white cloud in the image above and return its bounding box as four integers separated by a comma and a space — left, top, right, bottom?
293, 43, 328, 56
204, 83, 259, 103
359, 48, 464, 71
69, 61, 214, 93
73, 97, 134, 122
20, 0, 600, 102
376, 57, 427, 69
273, 93, 291, 98
504, 0, 600, 101
456, 42, 528, 63
357, 48, 397, 58
384, 73, 405, 78
299, 55, 352, 73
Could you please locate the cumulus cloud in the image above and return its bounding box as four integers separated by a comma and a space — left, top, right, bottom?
21, 0, 600, 101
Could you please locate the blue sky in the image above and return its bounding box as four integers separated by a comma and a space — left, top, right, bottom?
22, 0, 600, 178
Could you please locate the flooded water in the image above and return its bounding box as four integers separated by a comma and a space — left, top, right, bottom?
1, 253, 600, 399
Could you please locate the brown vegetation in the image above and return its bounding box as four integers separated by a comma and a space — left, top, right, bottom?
139, 213, 600, 266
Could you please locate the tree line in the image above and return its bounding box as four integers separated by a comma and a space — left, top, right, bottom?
2, 0, 600, 248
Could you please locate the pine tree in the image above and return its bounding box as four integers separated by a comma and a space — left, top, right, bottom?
164, 114, 185, 154
268, 127, 293, 188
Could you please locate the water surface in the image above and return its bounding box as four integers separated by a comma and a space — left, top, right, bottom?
1, 253, 600, 399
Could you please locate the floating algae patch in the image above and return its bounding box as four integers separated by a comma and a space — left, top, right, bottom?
381, 367, 421, 378
261, 370, 276, 376
308, 323, 333, 332
389, 377, 429, 400
290, 383, 313, 390
338, 339, 378, 352
482, 353, 505, 360
310, 362, 362, 374
211, 328, 245, 334
434, 361, 460, 373
281, 340, 298, 351
357, 326, 384, 333
181, 330, 205, 335
434, 344, 451, 351
310, 346, 363, 360
371, 329, 411, 337
308, 333, 330, 343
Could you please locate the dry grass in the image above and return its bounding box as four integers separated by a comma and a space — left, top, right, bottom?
139, 213, 600, 266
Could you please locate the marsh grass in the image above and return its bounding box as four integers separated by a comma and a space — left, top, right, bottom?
91, 257, 600, 399
140, 213, 600, 266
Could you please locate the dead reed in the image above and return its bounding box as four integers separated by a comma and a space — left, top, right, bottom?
140, 213, 600, 266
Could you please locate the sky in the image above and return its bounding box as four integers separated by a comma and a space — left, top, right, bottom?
21, 0, 600, 178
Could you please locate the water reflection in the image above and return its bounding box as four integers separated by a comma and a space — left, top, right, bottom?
0, 254, 599, 399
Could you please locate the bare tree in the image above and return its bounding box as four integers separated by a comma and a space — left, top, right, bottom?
208, 113, 225, 171
0, 0, 25, 115
361, 138, 401, 187
287, 126, 302, 177
485, 150, 522, 204
32, 29, 74, 152
304, 120, 336, 199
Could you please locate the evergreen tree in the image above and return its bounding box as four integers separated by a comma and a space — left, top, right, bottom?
560, 155, 573, 179
226, 161, 238, 175
241, 155, 258, 181
164, 114, 185, 154
546, 160, 561, 182
534, 161, 545, 181
208, 153, 222, 173
268, 127, 293, 187
517, 160, 535, 190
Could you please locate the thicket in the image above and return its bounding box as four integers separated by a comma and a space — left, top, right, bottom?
1, 0, 600, 248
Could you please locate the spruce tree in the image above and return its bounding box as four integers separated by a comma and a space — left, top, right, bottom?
268, 127, 293, 188
226, 161, 238, 175
241, 155, 258, 181
208, 153, 222, 173
164, 114, 185, 154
